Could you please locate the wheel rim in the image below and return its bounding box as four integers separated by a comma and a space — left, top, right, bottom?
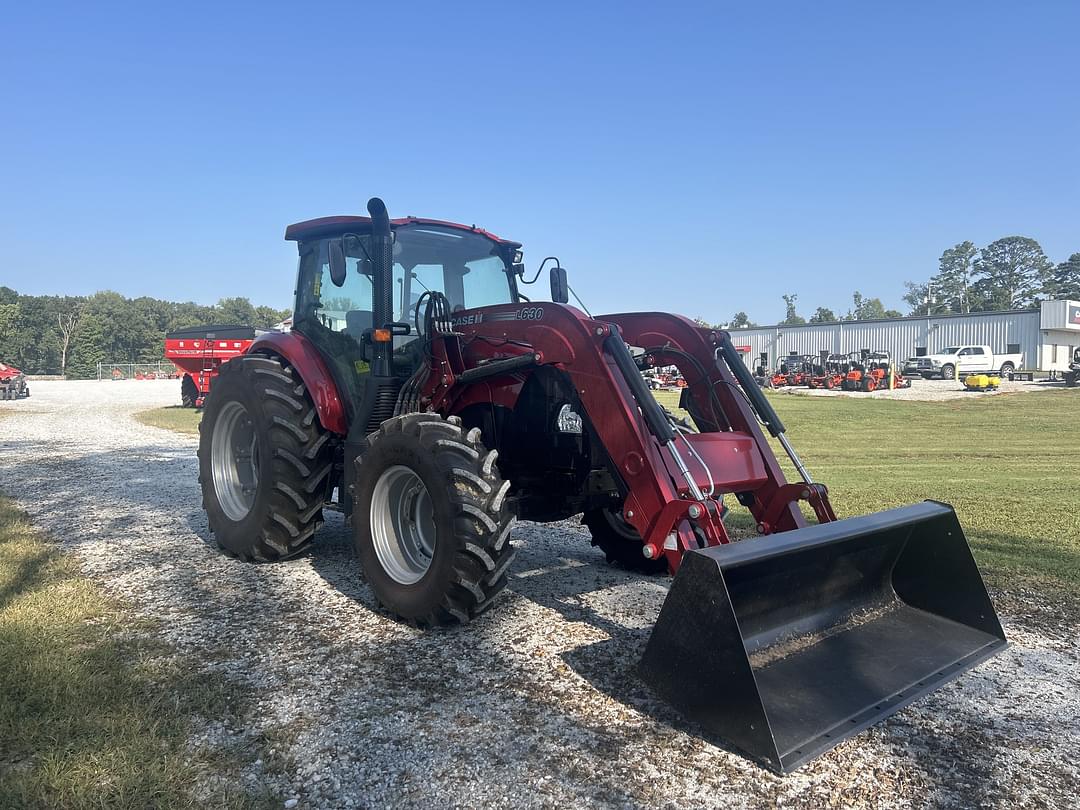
370, 465, 437, 584
211, 401, 260, 521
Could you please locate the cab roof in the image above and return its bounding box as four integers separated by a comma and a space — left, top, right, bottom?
284, 215, 520, 248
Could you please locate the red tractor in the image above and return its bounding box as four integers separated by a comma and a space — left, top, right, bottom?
198, 198, 1005, 773
0, 362, 29, 400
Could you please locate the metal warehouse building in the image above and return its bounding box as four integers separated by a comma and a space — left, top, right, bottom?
728, 299, 1080, 373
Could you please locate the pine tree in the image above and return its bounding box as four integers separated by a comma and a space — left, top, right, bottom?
1043, 253, 1080, 300
932, 241, 977, 313
971, 237, 1052, 310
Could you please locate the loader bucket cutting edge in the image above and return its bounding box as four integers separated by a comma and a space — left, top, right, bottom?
638, 501, 1006, 774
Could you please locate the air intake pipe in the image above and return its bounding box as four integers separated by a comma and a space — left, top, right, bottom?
367, 197, 394, 377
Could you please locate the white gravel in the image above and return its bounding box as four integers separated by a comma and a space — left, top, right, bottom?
2, 380, 1078, 808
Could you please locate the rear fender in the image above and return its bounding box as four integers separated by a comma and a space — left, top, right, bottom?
248, 331, 348, 435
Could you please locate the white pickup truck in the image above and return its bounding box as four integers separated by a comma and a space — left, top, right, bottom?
913, 345, 1023, 380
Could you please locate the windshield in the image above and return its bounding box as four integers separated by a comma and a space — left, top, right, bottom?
940, 347, 960, 354
298, 225, 513, 340
392, 225, 513, 323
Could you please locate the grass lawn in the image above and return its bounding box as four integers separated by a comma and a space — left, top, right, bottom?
0, 495, 269, 809
658, 388, 1080, 593
135, 406, 202, 436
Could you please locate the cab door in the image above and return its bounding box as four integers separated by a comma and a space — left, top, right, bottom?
291, 237, 376, 423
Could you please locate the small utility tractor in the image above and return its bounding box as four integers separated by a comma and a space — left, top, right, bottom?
198, 198, 1005, 773
807, 353, 851, 390
1065, 347, 1080, 387
0, 362, 29, 400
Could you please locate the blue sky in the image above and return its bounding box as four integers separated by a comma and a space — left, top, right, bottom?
2, 1, 1077, 324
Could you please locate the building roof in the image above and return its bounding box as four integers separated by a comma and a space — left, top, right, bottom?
726, 308, 1039, 332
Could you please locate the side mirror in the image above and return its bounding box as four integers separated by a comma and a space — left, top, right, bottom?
549, 266, 569, 304
328, 239, 347, 287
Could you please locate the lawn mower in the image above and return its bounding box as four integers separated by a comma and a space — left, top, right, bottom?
769, 358, 794, 387
840, 351, 868, 391
807, 353, 850, 390
0, 362, 29, 400
197, 197, 1005, 774
785, 354, 818, 386
844, 351, 909, 392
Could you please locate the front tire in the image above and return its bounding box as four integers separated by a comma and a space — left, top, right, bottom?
940, 365, 955, 380
198, 355, 333, 561
353, 413, 516, 627
583, 506, 668, 575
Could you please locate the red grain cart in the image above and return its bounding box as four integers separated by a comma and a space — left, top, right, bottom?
164, 326, 257, 407
0, 361, 29, 400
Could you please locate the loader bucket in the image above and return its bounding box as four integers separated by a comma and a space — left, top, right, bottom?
639, 501, 1006, 774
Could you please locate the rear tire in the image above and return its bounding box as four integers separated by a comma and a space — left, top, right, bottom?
583, 507, 668, 575
1000, 362, 1015, 377
198, 355, 333, 561
353, 413, 516, 627
181, 374, 198, 408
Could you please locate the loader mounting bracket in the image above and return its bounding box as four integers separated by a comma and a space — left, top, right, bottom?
758, 482, 837, 534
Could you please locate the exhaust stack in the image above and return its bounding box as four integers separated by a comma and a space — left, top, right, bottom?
367, 197, 393, 377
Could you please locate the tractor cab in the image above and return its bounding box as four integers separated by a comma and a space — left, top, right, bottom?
286, 208, 523, 432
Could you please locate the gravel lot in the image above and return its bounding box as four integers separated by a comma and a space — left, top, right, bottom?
774, 376, 1061, 402
2, 380, 1078, 808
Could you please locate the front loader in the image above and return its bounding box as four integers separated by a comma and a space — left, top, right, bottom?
197, 198, 1005, 773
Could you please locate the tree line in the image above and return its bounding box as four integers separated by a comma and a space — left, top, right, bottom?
696, 236, 1080, 329
0, 287, 290, 378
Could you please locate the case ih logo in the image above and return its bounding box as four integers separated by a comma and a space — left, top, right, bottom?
1070, 305, 1080, 325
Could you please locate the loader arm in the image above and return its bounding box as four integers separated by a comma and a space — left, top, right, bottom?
422, 303, 831, 572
